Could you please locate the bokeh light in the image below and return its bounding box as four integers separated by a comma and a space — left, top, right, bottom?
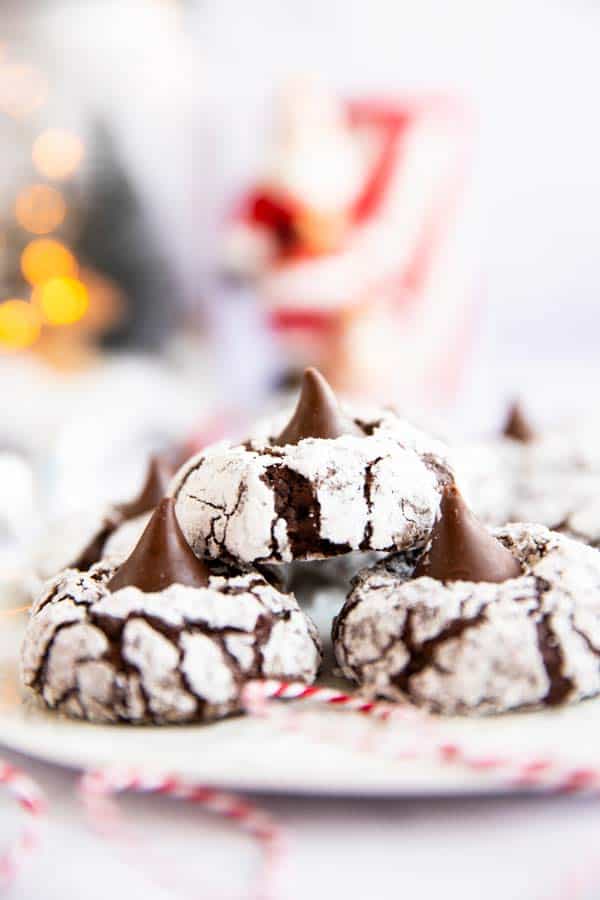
15, 184, 66, 235
0, 300, 41, 350
78, 266, 124, 334
21, 238, 77, 286
0, 63, 47, 119
34, 277, 89, 326
32, 129, 85, 180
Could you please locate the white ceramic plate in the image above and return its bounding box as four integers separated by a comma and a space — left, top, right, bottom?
4, 612, 600, 797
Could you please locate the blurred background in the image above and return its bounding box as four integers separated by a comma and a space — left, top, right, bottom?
2, 8, 600, 898
1, 0, 599, 524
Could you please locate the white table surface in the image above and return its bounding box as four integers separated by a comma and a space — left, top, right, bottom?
1, 743, 599, 900
4, 337, 600, 900
4, 344, 600, 900
6, 4, 600, 897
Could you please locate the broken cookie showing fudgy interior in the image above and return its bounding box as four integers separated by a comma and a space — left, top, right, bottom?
333, 484, 600, 715
21, 498, 321, 724
171, 368, 453, 566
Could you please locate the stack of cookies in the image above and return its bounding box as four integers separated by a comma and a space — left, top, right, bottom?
21, 371, 600, 722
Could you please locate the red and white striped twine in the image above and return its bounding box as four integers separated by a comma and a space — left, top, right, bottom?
241, 677, 424, 722
0, 759, 45, 889
79, 767, 285, 900
241, 679, 600, 796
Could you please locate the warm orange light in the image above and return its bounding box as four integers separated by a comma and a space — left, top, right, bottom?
34, 277, 89, 325
15, 185, 66, 235
0, 300, 41, 350
0, 63, 47, 119
21, 238, 77, 286
32, 129, 85, 180
78, 266, 125, 334
0, 605, 31, 618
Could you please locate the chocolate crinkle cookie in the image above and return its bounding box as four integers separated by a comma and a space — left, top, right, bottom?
21, 499, 321, 724
333, 485, 600, 715
32, 456, 175, 582
455, 403, 600, 533
559, 496, 600, 548
172, 368, 453, 566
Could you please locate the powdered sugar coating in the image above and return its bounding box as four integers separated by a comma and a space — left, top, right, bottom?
454, 440, 523, 526
32, 504, 119, 581
28, 510, 150, 607
102, 513, 151, 562
456, 436, 600, 531
533, 421, 600, 473
333, 524, 600, 715
560, 496, 600, 547
249, 403, 453, 459
32, 455, 166, 582
21, 566, 321, 724
171, 415, 452, 565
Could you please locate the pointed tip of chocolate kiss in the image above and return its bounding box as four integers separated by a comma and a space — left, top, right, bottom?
108, 498, 211, 593
273, 367, 362, 446
160, 443, 192, 472
503, 402, 536, 443
414, 485, 522, 584
116, 456, 175, 521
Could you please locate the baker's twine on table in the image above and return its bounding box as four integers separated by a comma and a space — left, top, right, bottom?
78, 767, 285, 900
238, 698, 600, 900
240, 679, 600, 795
0, 760, 45, 890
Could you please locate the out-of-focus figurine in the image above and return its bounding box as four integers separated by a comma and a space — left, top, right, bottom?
222, 79, 473, 405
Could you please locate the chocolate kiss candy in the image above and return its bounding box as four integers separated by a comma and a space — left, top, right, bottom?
72, 516, 121, 572
159, 443, 192, 473
73, 457, 175, 572
116, 456, 174, 521
414, 485, 522, 583
108, 498, 211, 593
503, 402, 536, 443
273, 367, 362, 446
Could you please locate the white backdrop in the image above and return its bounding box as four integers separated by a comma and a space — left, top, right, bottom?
3, 8, 600, 898
187, 0, 600, 426
29, 0, 600, 427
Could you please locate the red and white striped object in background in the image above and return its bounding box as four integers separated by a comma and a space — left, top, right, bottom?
79, 767, 285, 900
223, 84, 474, 404
0, 759, 45, 889
241, 679, 600, 797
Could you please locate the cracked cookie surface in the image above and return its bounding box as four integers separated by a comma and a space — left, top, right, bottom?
171, 414, 453, 566
333, 524, 600, 715
33, 457, 173, 582
102, 513, 151, 563
21, 565, 321, 724
559, 496, 600, 548
32, 504, 121, 582
456, 433, 600, 532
